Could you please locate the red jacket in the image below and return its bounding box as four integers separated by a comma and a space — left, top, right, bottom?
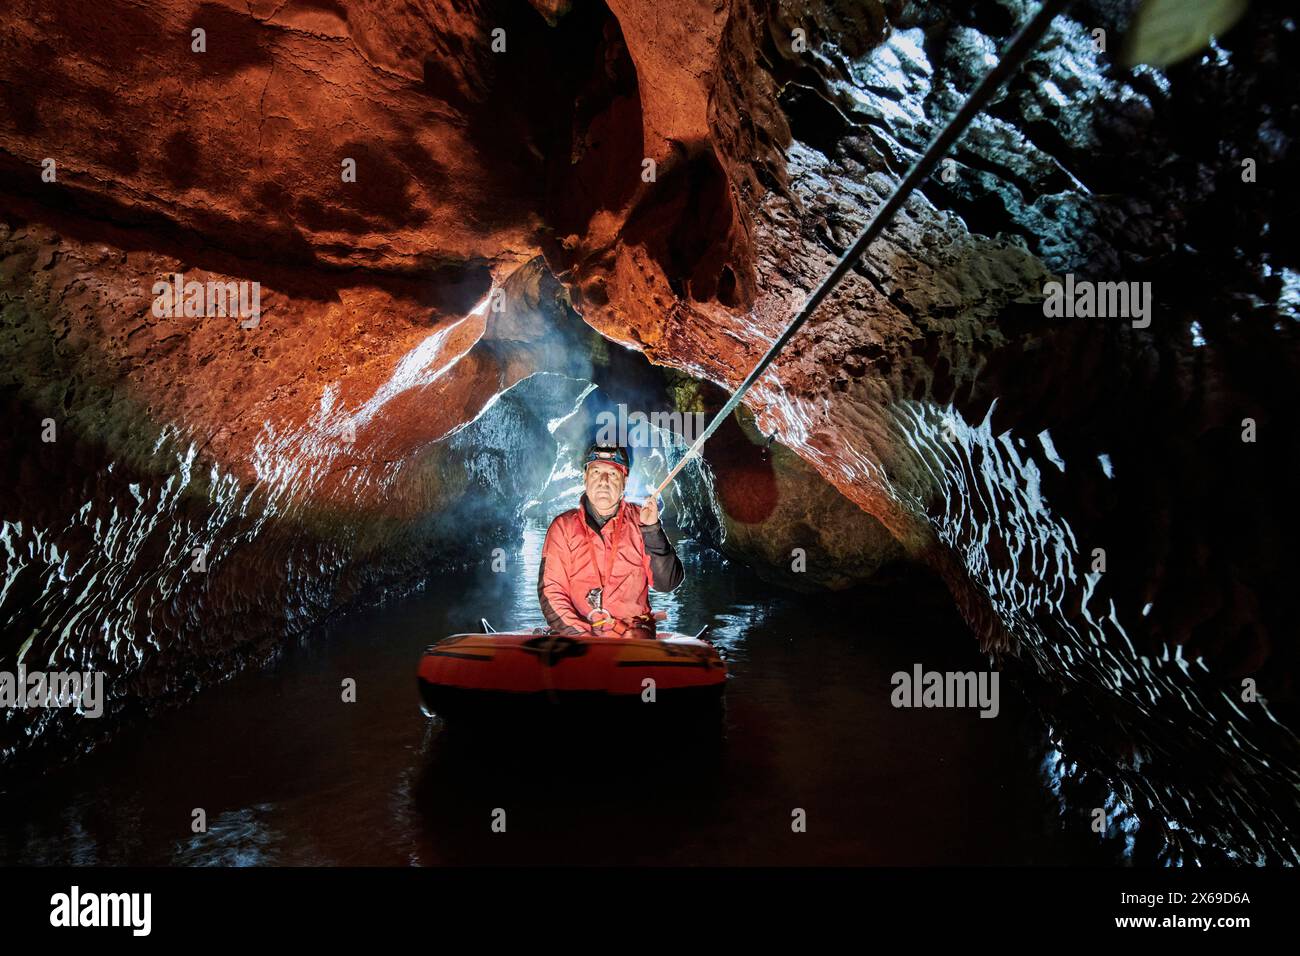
538, 496, 682, 634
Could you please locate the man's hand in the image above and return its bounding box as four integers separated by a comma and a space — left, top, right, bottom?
637, 497, 660, 526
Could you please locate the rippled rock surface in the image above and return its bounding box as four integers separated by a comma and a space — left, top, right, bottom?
539, 0, 1300, 862
0, 227, 591, 763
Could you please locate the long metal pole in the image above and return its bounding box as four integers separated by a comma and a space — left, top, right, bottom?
651, 0, 1071, 499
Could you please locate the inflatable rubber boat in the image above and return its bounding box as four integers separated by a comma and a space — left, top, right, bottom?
417, 621, 727, 717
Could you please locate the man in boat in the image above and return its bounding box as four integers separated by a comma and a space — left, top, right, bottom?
538, 442, 684, 637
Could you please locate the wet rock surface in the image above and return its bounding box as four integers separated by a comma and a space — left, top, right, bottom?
668, 388, 907, 592
1, 0, 1297, 862
560, 0, 1300, 863
0, 223, 591, 765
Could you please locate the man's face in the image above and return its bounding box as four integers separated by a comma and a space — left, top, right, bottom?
584, 461, 626, 516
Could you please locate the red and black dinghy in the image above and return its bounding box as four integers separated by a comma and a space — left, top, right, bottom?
417, 621, 727, 717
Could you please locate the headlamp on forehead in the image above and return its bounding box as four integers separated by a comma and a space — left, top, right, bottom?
582, 443, 630, 475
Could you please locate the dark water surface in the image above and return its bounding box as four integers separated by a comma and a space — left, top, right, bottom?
0, 523, 1109, 865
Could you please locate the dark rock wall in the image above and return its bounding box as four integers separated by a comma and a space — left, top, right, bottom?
713, 0, 1300, 863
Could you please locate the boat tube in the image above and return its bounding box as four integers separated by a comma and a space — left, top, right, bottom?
417, 629, 727, 717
